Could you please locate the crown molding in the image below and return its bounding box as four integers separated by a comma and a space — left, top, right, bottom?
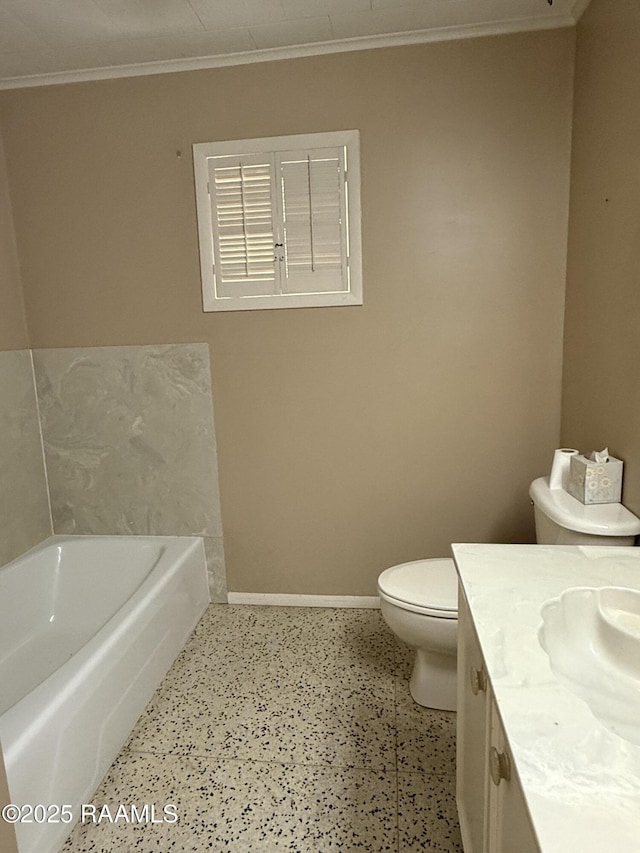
0, 14, 575, 91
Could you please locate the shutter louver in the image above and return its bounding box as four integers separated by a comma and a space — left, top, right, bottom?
208, 154, 278, 298
279, 146, 348, 295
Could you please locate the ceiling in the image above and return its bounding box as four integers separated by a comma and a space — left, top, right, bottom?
0, 0, 590, 89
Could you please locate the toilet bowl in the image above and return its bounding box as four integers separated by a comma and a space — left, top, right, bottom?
378, 558, 458, 711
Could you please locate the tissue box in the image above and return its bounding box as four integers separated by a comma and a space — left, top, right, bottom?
568, 454, 623, 504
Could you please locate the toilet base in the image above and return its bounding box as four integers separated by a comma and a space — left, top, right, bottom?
409, 647, 457, 711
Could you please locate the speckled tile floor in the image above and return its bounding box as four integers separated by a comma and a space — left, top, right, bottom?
62, 606, 463, 852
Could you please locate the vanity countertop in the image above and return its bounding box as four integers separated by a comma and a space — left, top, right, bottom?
452, 543, 640, 853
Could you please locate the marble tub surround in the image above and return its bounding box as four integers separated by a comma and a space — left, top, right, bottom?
453, 543, 640, 853
0, 350, 51, 568
63, 605, 463, 852
32, 344, 226, 598
203, 535, 227, 603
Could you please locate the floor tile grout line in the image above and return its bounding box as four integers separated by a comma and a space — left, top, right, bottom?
126, 744, 458, 781
124, 746, 401, 773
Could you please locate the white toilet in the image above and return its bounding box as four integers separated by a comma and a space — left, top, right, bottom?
378, 558, 458, 711
379, 475, 640, 713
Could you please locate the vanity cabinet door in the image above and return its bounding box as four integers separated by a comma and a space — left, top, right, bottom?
456, 590, 488, 853
486, 694, 540, 853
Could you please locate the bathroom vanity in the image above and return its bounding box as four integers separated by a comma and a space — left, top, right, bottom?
453, 543, 640, 853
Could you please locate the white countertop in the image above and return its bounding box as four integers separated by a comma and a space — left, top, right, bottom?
452, 543, 640, 853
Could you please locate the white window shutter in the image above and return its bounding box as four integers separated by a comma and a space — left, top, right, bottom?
278, 146, 348, 295
193, 130, 361, 311
208, 153, 279, 298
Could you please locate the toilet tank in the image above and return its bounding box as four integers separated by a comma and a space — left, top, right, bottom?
529, 477, 640, 546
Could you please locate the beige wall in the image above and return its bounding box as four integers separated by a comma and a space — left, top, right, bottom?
0, 31, 574, 594
561, 0, 640, 515
0, 130, 28, 350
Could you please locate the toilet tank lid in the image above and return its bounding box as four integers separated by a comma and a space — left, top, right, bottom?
529, 477, 640, 537
378, 558, 458, 612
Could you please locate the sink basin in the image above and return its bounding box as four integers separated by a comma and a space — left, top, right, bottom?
538, 586, 640, 746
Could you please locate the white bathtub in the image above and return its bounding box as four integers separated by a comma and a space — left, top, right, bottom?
0, 535, 210, 853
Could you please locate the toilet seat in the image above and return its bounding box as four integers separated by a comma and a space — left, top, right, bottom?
377, 558, 458, 619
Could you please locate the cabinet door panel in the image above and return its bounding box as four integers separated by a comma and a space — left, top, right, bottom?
456, 591, 488, 853
487, 695, 540, 853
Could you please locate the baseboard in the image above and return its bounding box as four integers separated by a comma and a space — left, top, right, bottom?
227, 592, 380, 608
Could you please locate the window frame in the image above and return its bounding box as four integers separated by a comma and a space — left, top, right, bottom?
193, 130, 362, 313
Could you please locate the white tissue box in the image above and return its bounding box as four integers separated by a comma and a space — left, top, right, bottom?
567, 454, 623, 504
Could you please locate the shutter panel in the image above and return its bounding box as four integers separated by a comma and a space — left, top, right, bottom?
208, 153, 278, 298
278, 146, 348, 295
